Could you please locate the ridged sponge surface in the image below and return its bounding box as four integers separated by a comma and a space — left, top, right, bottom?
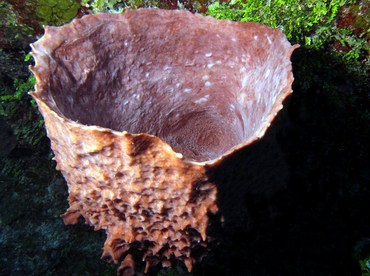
30, 8, 297, 273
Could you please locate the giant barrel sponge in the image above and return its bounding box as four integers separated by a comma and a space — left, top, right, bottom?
30, 8, 298, 274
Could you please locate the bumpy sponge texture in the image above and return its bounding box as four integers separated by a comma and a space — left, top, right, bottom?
30, 8, 298, 273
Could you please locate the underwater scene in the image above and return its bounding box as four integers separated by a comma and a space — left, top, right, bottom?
1, 1, 369, 275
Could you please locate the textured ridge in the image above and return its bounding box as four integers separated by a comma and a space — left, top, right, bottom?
33, 97, 218, 271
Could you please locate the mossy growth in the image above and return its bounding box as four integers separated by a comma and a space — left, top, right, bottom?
0, 1, 35, 49
81, 0, 125, 12
81, 0, 215, 13
35, 0, 80, 26
207, 0, 369, 62
81, 0, 173, 13
0, 53, 45, 148
207, 0, 350, 39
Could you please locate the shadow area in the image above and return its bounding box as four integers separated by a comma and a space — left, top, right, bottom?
192, 48, 370, 276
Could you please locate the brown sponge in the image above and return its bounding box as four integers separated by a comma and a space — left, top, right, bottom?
30, 8, 298, 273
